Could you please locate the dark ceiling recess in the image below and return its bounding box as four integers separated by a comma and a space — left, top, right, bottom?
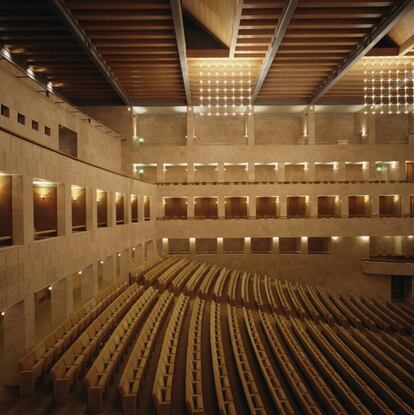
0, 0, 123, 106
183, 13, 229, 58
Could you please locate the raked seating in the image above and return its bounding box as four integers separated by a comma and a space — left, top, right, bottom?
18, 280, 128, 397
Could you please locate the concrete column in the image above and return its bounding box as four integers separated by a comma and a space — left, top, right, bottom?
244, 237, 251, 254
162, 238, 168, 255
371, 195, 379, 217
158, 196, 165, 219
124, 193, 131, 224
156, 164, 165, 183
86, 187, 97, 231
301, 237, 308, 254
119, 248, 130, 281
186, 107, 195, 145
189, 237, 196, 255
399, 161, 407, 181
57, 183, 71, 236
81, 263, 98, 304
138, 196, 144, 222
51, 277, 73, 328
218, 196, 225, 218
272, 237, 279, 254
187, 196, 194, 218
107, 191, 115, 227
247, 113, 255, 145
341, 196, 349, 217
402, 195, 411, 217
306, 106, 316, 145
102, 255, 116, 287
367, 113, 376, 144
217, 237, 223, 254
248, 196, 256, 218
217, 162, 225, 183
2, 298, 35, 385
247, 162, 255, 182
334, 162, 346, 182
280, 196, 287, 218
365, 162, 375, 181
310, 195, 318, 218
394, 236, 402, 255
12, 175, 33, 245
187, 162, 195, 183
307, 163, 316, 182
278, 164, 285, 182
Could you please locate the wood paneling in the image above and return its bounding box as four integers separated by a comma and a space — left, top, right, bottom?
194, 197, 218, 218
287, 196, 306, 217
131, 194, 138, 222
164, 197, 187, 218
256, 196, 277, 218
33, 185, 57, 236
225, 196, 248, 218
349, 195, 368, 217
116, 194, 124, 224
71, 187, 86, 231
97, 190, 107, 227
144, 195, 151, 220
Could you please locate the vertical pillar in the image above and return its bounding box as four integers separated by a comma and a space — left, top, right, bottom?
57, 183, 71, 236
334, 162, 346, 182
218, 196, 225, 218
247, 162, 255, 182
81, 263, 98, 304
244, 237, 251, 254
310, 195, 318, 218
365, 161, 375, 181
248, 196, 256, 218
217, 162, 225, 183
371, 195, 379, 217
187, 196, 194, 218
189, 237, 196, 255
124, 193, 131, 224
2, 299, 35, 386
402, 195, 411, 217
341, 196, 349, 217
120, 249, 130, 281
247, 113, 255, 145
187, 162, 195, 183
301, 237, 308, 254
86, 187, 97, 231
394, 236, 402, 256
156, 164, 165, 183
307, 163, 316, 182
186, 106, 195, 145
398, 161, 406, 181
102, 256, 116, 287
272, 237, 279, 254
217, 237, 223, 254
367, 113, 376, 145
51, 277, 73, 328
107, 191, 115, 227
12, 175, 33, 245
278, 164, 286, 182
280, 196, 287, 218
162, 238, 168, 255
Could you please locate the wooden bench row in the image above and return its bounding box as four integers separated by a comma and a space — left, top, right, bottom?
50, 283, 142, 404
18, 280, 128, 397
198, 264, 219, 299
184, 263, 209, 296
153, 294, 190, 415
85, 287, 158, 413
118, 291, 175, 415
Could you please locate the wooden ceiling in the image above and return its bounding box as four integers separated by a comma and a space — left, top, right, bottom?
0, 0, 413, 106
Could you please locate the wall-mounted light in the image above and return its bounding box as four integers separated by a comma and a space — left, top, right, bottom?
364, 195, 369, 202
117, 253, 121, 257
138, 137, 144, 144
40, 194, 47, 200
393, 195, 399, 202
408, 235, 414, 239
0, 311, 4, 316
332, 236, 339, 241
360, 236, 370, 242
100, 260, 104, 265
139, 169, 144, 175
333, 162, 339, 170
132, 247, 136, 251
78, 271, 82, 275
48, 286, 52, 291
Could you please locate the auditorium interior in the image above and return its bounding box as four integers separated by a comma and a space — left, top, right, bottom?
1, 0, 414, 414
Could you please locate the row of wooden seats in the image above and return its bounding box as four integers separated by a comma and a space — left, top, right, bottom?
153, 294, 190, 415
170, 262, 202, 292
227, 304, 266, 414
213, 267, 230, 303
185, 298, 205, 415
142, 257, 181, 286
210, 301, 236, 415
85, 287, 158, 413
253, 274, 265, 310
184, 263, 209, 296
130, 256, 167, 283
259, 310, 321, 414
290, 317, 370, 414
50, 283, 142, 404
228, 270, 241, 306
118, 291, 174, 415
243, 308, 294, 414
274, 315, 347, 413
197, 264, 219, 299
18, 280, 128, 397
156, 258, 189, 288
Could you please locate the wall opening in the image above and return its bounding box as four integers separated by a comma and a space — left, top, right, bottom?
97, 190, 108, 228
194, 197, 218, 218
33, 180, 57, 240
59, 125, 78, 157
131, 194, 138, 222
71, 185, 86, 232
116, 192, 125, 224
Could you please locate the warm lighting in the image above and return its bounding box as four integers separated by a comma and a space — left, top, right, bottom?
139, 169, 144, 174
40, 194, 46, 200
1, 311, 4, 317
363, 57, 414, 114
100, 260, 104, 264
138, 137, 144, 144
391, 161, 398, 169
408, 235, 414, 239
332, 236, 339, 241
48, 286, 52, 291
78, 271, 82, 275
360, 236, 370, 242
132, 247, 136, 251
117, 253, 121, 257
393, 195, 399, 202
364, 195, 369, 202
1, 47, 11, 60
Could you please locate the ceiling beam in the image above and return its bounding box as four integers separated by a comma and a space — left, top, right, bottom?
229, 0, 244, 58
310, 0, 414, 104
399, 33, 414, 55
46, 0, 130, 105
170, 0, 191, 105
251, 0, 299, 102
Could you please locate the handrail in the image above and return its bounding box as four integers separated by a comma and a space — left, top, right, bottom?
364, 256, 414, 263
155, 179, 410, 185
156, 215, 412, 220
